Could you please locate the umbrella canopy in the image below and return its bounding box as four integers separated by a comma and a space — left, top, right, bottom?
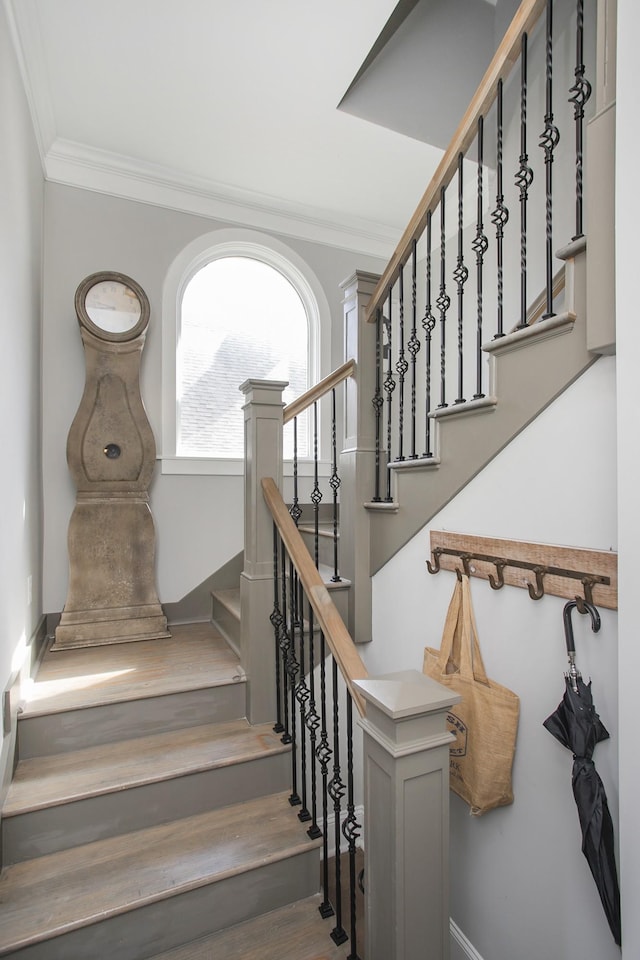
544, 673, 621, 946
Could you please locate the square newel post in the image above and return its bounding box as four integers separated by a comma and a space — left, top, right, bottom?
239, 378, 288, 725
338, 271, 380, 644
354, 670, 461, 960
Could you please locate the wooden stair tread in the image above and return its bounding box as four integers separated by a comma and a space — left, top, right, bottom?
3, 719, 287, 816
150, 896, 350, 959
21, 623, 244, 717
211, 588, 241, 621
297, 522, 338, 540
0, 792, 319, 954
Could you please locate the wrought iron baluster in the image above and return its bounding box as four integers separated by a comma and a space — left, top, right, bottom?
383, 289, 396, 501
569, 0, 591, 240
515, 33, 534, 329
289, 417, 302, 526
286, 557, 301, 806
539, 0, 560, 319
491, 79, 509, 338
422, 210, 436, 456
270, 523, 284, 734
329, 388, 341, 582
395, 265, 408, 460
436, 187, 450, 408
328, 657, 348, 945
295, 578, 310, 823
372, 309, 383, 502
317, 632, 334, 919
343, 694, 362, 960
454, 153, 468, 404
305, 598, 321, 839
408, 239, 420, 459
473, 116, 488, 399
311, 401, 322, 567
279, 543, 291, 745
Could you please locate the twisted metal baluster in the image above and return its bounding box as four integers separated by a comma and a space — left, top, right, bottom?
491, 79, 509, 339
286, 557, 301, 807
343, 694, 362, 960
270, 524, 285, 734
328, 657, 348, 945
436, 187, 450, 408
383, 290, 396, 500
305, 598, 321, 839
473, 116, 488, 399
453, 153, 468, 404
408, 239, 420, 459
329, 388, 341, 582
372, 309, 383, 502
311, 401, 322, 567
422, 210, 436, 456
569, 0, 591, 240
515, 33, 534, 329
317, 632, 334, 919
295, 578, 311, 823
539, 0, 560, 318
289, 417, 302, 525
395, 266, 408, 460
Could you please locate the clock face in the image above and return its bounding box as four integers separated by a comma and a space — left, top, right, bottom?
75, 272, 150, 342
85, 280, 142, 334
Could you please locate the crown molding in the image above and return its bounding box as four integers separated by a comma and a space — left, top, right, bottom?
44, 137, 400, 259
4, 0, 56, 170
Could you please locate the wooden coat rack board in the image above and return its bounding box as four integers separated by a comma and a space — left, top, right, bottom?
427, 531, 618, 610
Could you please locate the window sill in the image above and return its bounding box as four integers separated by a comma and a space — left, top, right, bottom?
159, 457, 332, 477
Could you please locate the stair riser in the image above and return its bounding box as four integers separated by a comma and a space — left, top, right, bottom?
0, 851, 320, 960
3, 752, 290, 864
17, 683, 246, 759
210, 601, 241, 658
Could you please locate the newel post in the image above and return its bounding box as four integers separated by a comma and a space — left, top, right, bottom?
239, 378, 287, 725
339, 270, 380, 644
354, 670, 461, 960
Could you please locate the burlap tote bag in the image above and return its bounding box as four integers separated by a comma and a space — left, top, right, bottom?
423, 574, 519, 815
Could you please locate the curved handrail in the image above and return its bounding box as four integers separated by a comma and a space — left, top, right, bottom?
283, 359, 355, 424
365, 0, 547, 323
262, 476, 368, 716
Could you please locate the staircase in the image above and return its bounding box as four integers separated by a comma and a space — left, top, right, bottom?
0, 624, 352, 959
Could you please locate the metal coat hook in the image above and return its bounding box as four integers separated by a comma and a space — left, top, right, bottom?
426, 547, 442, 574
488, 559, 507, 590
563, 598, 601, 693
527, 566, 547, 601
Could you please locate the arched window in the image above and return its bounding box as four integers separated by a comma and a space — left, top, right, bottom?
178, 256, 309, 458
162, 229, 329, 472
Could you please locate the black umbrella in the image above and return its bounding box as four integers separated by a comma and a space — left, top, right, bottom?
543, 600, 621, 947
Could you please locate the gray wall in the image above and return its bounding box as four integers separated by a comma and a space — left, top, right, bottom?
366, 358, 620, 960
0, 4, 44, 744
41, 183, 386, 611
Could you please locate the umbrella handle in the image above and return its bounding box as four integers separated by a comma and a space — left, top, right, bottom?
563, 600, 601, 691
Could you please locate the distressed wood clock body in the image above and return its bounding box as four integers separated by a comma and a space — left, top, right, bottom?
54, 272, 170, 649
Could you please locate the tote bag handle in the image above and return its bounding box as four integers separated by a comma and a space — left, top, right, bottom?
436, 574, 489, 685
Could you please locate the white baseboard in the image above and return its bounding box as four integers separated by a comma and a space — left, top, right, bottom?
450, 919, 486, 960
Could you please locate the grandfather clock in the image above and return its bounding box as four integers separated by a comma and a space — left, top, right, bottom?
53, 272, 170, 649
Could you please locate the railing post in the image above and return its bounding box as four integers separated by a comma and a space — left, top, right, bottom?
239, 378, 287, 724
339, 270, 380, 644
354, 670, 461, 960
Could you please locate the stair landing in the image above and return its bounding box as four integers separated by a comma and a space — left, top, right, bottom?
21, 622, 243, 716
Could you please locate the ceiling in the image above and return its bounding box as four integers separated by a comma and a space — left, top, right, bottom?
5, 0, 506, 256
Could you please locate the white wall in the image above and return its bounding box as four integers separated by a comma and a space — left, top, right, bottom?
366, 357, 620, 960
615, 0, 640, 955
41, 183, 386, 610
0, 3, 44, 726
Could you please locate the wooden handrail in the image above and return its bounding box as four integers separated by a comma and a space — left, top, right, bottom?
283, 359, 356, 425
365, 0, 547, 323
261, 476, 368, 716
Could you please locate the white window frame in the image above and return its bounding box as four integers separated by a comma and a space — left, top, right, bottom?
161, 228, 331, 476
